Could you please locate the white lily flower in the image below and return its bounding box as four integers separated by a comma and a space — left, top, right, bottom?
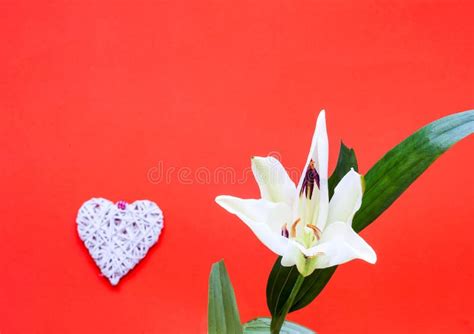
215, 111, 376, 276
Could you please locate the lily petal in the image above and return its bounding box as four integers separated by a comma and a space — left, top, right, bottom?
251, 156, 297, 206
296, 110, 329, 230
296, 221, 376, 269
327, 168, 364, 226
215, 195, 292, 255
281, 240, 301, 267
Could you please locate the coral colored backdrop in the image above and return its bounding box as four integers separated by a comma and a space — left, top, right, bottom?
0, 0, 473, 333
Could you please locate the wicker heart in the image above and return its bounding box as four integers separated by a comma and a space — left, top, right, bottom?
76, 198, 164, 285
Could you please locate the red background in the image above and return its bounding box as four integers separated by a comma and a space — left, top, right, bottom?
1, 0, 473, 333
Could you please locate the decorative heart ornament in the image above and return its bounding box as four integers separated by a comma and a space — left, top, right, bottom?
77, 198, 164, 285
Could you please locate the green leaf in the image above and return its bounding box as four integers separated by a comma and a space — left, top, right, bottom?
289, 266, 337, 312
328, 142, 359, 198
208, 260, 243, 334
267, 110, 474, 315
243, 317, 315, 334
352, 110, 474, 233
266, 142, 359, 316
266, 264, 299, 318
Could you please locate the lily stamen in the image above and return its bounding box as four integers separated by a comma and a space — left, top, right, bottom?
306, 224, 322, 240
300, 160, 320, 199
290, 218, 301, 238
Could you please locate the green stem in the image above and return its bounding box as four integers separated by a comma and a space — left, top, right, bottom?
270, 273, 305, 334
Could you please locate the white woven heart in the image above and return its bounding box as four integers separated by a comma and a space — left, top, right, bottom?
77, 198, 164, 285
